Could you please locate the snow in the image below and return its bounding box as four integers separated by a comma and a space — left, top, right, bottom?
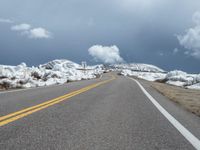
166, 80, 187, 87
121, 68, 200, 90
1, 60, 199, 90
165, 71, 200, 89
187, 83, 200, 90
113, 63, 165, 73
121, 69, 166, 81
120, 63, 166, 81
40, 59, 81, 70
0, 59, 104, 89
166, 70, 193, 84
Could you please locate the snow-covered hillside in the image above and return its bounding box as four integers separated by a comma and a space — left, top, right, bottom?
113, 63, 165, 73
40, 59, 81, 70
0, 59, 104, 89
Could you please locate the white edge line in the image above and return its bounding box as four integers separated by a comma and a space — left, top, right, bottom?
0, 88, 29, 94
0, 83, 65, 94
128, 77, 200, 150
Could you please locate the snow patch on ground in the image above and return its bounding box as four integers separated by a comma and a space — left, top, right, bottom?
187, 83, 200, 90
166, 80, 187, 87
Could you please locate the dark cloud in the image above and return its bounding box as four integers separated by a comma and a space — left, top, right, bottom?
0, 0, 200, 72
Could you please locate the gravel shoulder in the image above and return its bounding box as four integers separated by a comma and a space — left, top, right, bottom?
151, 81, 200, 117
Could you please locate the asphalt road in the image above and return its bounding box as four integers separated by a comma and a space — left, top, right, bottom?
0, 73, 200, 150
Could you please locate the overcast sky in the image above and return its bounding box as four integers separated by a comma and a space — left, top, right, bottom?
0, 0, 200, 72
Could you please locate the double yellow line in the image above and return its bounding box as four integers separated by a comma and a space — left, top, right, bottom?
0, 76, 115, 127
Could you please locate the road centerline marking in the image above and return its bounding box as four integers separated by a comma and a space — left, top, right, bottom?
0, 76, 115, 127
0, 82, 99, 121
128, 77, 200, 150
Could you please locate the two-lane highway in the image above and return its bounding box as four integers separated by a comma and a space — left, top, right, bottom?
0, 73, 200, 150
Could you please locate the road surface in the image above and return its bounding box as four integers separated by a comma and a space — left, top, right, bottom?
0, 73, 200, 150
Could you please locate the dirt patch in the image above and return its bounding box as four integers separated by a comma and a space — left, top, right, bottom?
151, 82, 200, 117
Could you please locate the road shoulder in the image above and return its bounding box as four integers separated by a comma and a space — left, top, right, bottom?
129, 77, 200, 141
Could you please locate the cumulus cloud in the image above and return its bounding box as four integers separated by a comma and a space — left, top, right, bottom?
11, 23, 31, 31
88, 45, 124, 64
177, 11, 200, 59
0, 18, 13, 23
11, 23, 52, 39
28, 28, 51, 39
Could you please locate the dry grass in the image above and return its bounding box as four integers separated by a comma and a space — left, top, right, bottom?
151, 82, 200, 117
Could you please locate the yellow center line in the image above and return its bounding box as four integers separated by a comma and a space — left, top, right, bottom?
0, 80, 107, 121
0, 76, 115, 127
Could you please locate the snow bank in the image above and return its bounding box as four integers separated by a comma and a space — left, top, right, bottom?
166, 70, 193, 83
121, 68, 200, 90
165, 70, 200, 88
0, 60, 104, 89
120, 63, 166, 82
121, 69, 166, 81
187, 83, 200, 90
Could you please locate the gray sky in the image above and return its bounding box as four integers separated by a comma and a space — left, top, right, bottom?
0, 0, 200, 72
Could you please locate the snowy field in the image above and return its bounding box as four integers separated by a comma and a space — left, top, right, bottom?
0, 59, 104, 89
